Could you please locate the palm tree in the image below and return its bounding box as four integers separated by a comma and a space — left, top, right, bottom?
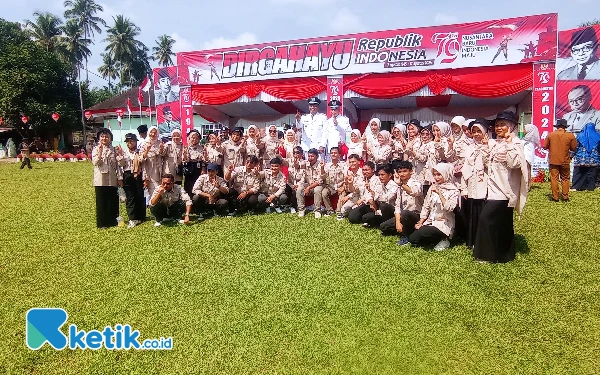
63, 0, 106, 82
578, 19, 600, 28
103, 15, 148, 89
24, 11, 64, 52
152, 34, 176, 67
59, 20, 91, 73
98, 53, 120, 90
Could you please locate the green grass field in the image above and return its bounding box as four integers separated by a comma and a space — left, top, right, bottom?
1, 161, 599, 374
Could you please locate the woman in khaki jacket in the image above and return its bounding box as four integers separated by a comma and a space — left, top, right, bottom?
92, 129, 123, 228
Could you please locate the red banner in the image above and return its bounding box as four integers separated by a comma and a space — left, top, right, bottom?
179, 86, 193, 145
178, 14, 557, 85
556, 25, 600, 133
153, 67, 182, 141
532, 62, 556, 140
326, 76, 344, 118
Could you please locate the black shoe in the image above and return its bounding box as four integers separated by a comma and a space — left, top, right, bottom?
548, 197, 559, 202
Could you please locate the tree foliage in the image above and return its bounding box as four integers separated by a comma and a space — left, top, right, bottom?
578, 19, 600, 28
152, 34, 176, 67
0, 19, 83, 137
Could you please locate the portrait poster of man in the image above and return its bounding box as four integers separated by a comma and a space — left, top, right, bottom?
154, 67, 180, 105
157, 105, 182, 141
556, 25, 600, 133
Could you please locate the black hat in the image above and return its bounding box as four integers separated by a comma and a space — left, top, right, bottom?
307, 97, 321, 105
187, 129, 200, 137
206, 163, 219, 171
125, 133, 138, 141
555, 119, 569, 128
232, 126, 244, 134
137, 124, 148, 134
408, 119, 421, 128
157, 68, 171, 79
328, 99, 342, 109
97, 128, 113, 140
162, 106, 172, 114
495, 111, 518, 124
468, 118, 490, 132
571, 27, 598, 48
421, 124, 433, 133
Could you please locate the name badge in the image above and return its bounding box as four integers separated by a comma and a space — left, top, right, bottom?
197, 162, 202, 169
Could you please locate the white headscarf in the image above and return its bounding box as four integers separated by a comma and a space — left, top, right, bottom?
378, 130, 391, 145
265, 124, 278, 141
434, 121, 452, 138
523, 124, 540, 146
393, 123, 406, 138
350, 129, 362, 144
364, 118, 381, 144
432, 162, 459, 194
284, 129, 296, 144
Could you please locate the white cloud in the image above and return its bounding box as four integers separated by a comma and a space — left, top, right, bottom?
329, 8, 366, 34
202, 32, 259, 50
171, 32, 195, 53
433, 13, 458, 26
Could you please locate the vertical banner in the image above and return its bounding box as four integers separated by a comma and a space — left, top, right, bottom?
326, 76, 344, 118
153, 66, 181, 142
179, 86, 193, 145
532, 62, 556, 173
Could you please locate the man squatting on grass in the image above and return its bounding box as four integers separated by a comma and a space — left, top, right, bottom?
95, 109, 537, 263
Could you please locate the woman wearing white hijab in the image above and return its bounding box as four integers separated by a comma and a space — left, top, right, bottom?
262, 124, 280, 169
474, 111, 528, 263
523, 124, 540, 183
363, 118, 381, 155
405, 162, 459, 250
141, 126, 164, 199
391, 124, 406, 162
163, 129, 184, 184
367, 130, 393, 169
347, 129, 366, 162
461, 120, 490, 249
245, 125, 264, 162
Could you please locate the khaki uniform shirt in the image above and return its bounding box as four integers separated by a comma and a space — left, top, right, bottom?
260, 170, 287, 197
150, 184, 192, 207
324, 161, 348, 191
192, 175, 228, 196
92, 145, 123, 187
222, 140, 246, 169
394, 178, 424, 214
230, 166, 261, 193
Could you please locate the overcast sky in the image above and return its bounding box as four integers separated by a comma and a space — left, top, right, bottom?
5, 0, 599, 87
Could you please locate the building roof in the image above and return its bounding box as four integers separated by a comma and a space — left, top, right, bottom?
87, 86, 156, 117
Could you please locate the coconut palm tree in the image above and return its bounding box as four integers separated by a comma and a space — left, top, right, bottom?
98, 52, 120, 90
103, 15, 148, 89
63, 0, 106, 82
152, 34, 176, 67
59, 19, 91, 73
23, 11, 64, 52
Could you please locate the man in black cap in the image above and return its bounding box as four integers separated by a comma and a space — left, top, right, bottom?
561, 85, 600, 133
295, 97, 327, 155
543, 119, 577, 202
158, 106, 181, 141
558, 27, 600, 80
322, 99, 352, 161
155, 68, 180, 105
116, 133, 146, 227
136, 124, 148, 151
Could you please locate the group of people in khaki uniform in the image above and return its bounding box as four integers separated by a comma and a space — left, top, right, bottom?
93, 106, 532, 263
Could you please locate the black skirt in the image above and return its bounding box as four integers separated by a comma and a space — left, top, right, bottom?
95, 186, 119, 228
465, 198, 485, 249
473, 200, 515, 263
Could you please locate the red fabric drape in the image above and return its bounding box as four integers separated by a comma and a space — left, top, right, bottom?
191, 77, 327, 105
345, 64, 533, 99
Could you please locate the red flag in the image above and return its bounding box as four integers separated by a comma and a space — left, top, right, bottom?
126, 98, 132, 116
138, 87, 144, 106
141, 76, 151, 92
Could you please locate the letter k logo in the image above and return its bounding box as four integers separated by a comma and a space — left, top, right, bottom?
26, 308, 68, 350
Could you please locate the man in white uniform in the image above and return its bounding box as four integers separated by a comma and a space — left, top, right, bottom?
322, 99, 352, 161
295, 97, 327, 155
562, 85, 600, 133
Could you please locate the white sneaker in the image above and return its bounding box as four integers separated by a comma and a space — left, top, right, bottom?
336, 213, 344, 221
154, 221, 162, 227
290, 207, 297, 214
298, 210, 305, 217
128, 220, 136, 228
275, 207, 282, 214
314, 211, 322, 219
178, 219, 186, 224
434, 239, 450, 251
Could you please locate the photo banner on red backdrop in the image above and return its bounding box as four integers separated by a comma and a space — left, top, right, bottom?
532, 62, 556, 173
178, 13, 557, 85
326, 76, 344, 118
556, 25, 600, 133
153, 66, 182, 141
